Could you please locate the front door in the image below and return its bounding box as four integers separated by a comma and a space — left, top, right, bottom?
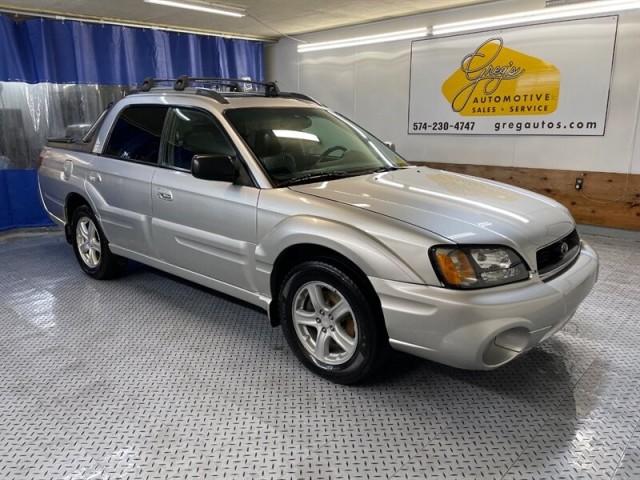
151, 107, 259, 292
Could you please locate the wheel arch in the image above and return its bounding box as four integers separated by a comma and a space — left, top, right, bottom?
64, 192, 92, 244
269, 243, 384, 330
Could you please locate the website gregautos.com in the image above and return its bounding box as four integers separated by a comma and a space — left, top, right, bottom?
493, 120, 598, 132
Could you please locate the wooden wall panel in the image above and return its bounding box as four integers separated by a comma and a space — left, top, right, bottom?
413, 162, 640, 231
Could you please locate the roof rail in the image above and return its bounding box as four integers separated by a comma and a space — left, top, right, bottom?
195, 88, 229, 104
278, 92, 322, 105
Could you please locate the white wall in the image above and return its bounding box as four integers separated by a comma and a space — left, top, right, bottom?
266, 0, 640, 174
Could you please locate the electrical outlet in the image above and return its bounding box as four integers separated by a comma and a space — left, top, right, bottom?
575, 177, 584, 190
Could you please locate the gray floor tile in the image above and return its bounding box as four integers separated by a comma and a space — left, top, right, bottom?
0, 232, 638, 479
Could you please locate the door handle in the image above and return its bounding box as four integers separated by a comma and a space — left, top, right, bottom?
88, 172, 102, 183
157, 188, 173, 201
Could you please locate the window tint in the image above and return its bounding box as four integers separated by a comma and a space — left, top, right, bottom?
163, 108, 236, 171
104, 106, 168, 163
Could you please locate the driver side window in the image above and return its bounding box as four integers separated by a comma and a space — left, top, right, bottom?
163, 108, 236, 171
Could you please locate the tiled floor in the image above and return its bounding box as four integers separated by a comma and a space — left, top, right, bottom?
1, 230, 638, 479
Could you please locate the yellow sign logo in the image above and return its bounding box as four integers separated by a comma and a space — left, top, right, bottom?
442, 38, 560, 116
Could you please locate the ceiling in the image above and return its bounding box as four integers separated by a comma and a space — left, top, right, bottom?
0, 0, 501, 41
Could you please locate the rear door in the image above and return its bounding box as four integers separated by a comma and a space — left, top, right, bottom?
151, 107, 259, 291
88, 105, 169, 258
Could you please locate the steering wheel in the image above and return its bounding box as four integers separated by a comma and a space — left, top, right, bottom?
317, 145, 347, 163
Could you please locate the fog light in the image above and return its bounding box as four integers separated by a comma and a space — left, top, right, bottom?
494, 327, 530, 352
482, 327, 530, 367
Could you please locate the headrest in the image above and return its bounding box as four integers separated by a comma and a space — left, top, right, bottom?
252, 129, 282, 157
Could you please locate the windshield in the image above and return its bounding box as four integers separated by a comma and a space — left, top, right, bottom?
225, 107, 408, 186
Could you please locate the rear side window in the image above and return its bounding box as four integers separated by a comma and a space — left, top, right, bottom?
104, 106, 169, 163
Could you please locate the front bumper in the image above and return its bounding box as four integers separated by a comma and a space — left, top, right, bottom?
371, 242, 598, 370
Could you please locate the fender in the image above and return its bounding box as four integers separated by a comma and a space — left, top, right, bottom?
254, 214, 424, 297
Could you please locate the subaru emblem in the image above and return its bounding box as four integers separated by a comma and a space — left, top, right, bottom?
560, 242, 569, 256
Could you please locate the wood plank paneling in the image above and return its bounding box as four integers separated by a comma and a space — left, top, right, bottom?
412, 162, 640, 231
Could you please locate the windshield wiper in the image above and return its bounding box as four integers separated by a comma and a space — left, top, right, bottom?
278, 170, 355, 187
279, 165, 405, 187
362, 165, 404, 174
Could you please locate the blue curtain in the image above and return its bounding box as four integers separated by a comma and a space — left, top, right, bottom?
0, 16, 36, 82
0, 170, 54, 231
0, 14, 263, 84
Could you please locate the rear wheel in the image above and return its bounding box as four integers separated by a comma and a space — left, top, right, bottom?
71, 206, 127, 279
279, 260, 387, 384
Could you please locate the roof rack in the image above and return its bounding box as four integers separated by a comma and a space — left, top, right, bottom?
140, 76, 280, 95
137, 76, 321, 105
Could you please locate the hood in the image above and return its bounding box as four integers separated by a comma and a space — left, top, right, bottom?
289, 167, 575, 263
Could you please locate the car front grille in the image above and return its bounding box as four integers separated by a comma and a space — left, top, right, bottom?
536, 229, 581, 280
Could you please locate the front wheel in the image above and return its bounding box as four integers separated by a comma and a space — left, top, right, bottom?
279, 261, 387, 384
71, 206, 127, 279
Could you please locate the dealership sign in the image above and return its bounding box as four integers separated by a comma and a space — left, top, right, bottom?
408, 16, 617, 135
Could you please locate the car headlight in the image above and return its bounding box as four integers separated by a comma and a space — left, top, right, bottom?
429, 246, 530, 289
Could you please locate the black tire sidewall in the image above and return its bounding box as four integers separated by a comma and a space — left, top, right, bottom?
71, 206, 120, 279
279, 261, 384, 384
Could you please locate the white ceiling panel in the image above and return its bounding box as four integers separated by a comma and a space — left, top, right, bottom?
0, 0, 503, 40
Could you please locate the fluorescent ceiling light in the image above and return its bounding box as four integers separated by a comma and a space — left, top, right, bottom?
297, 28, 427, 53
432, 0, 640, 35
144, 0, 245, 18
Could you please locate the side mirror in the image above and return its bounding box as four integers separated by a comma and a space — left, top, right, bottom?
383, 141, 396, 152
191, 155, 238, 182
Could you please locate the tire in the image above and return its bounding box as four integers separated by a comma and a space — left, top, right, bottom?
279, 260, 388, 384
70, 205, 127, 280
